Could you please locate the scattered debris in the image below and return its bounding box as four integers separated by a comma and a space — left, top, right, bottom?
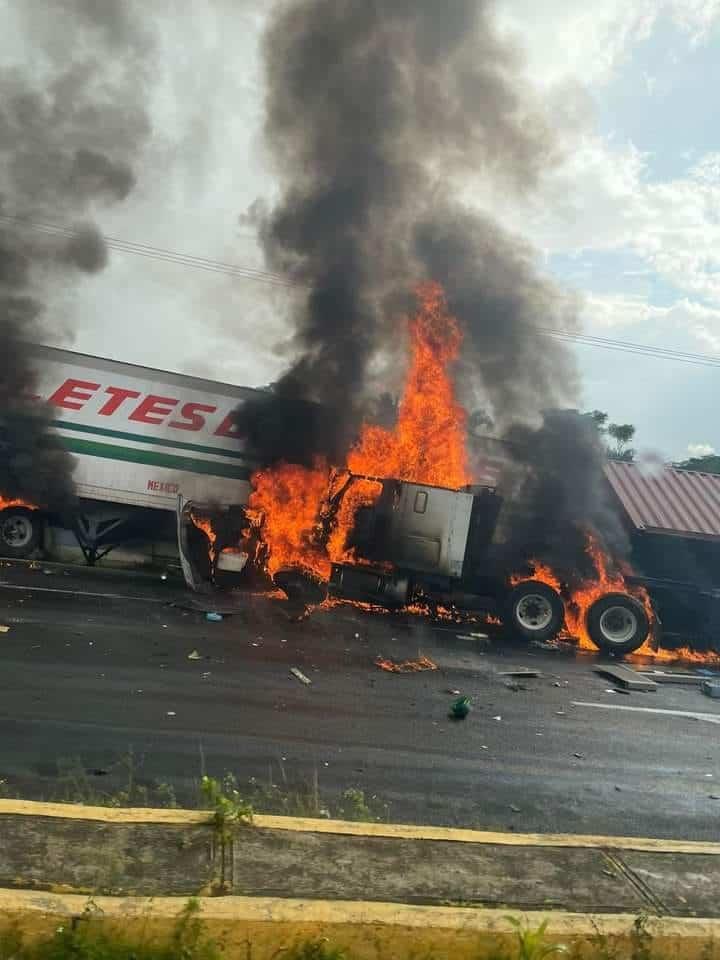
702, 681, 720, 699
510, 805, 521, 813
375, 655, 438, 673
531, 640, 560, 651
206, 612, 223, 622
446, 688, 461, 696
290, 667, 312, 686
457, 632, 489, 642
449, 696, 471, 720
187, 650, 202, 661
573, 753, 585, 760
556, 711, 566, 717
710, 795, 720, 801
498, 669, 541, 678
166, 711, 176, 717
201, 672, 211, 679
594, 664, 657, 692
0, 626, 9, 634
602, 869, 616, 878
637, 670, 704, 686
492, 715, 502, 721
615, 786, 622, 792
90, 769, 109, 776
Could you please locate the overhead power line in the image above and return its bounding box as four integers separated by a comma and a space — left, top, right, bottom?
3, 212, 719, 369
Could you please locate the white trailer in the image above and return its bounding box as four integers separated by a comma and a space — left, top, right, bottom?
0, 344, 258, 569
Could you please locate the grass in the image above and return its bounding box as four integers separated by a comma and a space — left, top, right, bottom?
0, 912, 709, 960
0, 754, 389, 824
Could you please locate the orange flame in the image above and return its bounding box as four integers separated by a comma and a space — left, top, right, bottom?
190, 513, 218, 565
249, 283, 469, 581
375, 655, 438, 673
516, 535, 720, 664
0, 496, 37, 511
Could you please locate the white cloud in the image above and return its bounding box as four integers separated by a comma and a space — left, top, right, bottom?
497, 0, 720, 89
687, 442, 716, 457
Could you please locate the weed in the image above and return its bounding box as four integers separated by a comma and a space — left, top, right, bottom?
279, 940, 349, 960
0, 898, 220, 960
200, 775, 253, 834
629, 915, 653, 960
506, 917, 569, 960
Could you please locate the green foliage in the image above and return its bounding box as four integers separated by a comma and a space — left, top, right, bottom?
506, 917, 569, 960
336, 788, 373, 822
200, 775, 253, 836
585, 411, 636, 462
678, 453, 720, 474
0, 899, 220, 960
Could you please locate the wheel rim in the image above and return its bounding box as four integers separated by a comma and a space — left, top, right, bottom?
515, 594, 554, 631
598, 606, 638, 645
1, 515, 33, 549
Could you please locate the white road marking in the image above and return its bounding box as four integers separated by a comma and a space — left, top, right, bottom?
572, 701, 720, 724
0, 581, 165, 603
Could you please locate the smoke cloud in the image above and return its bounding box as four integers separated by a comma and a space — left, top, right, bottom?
236, 0, 577, 466
0, 1, 152, 509
493, 411, 630, 581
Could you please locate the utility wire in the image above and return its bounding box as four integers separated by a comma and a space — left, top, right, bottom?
3, 212, 719, 368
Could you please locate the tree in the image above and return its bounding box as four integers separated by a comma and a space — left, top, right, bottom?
584, 411, 636, 462
677, 453, 720, 475
607, 423, 636, 462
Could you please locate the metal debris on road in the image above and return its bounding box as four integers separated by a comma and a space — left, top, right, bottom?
574, 752, 585, 759
375, 655, 438, 673
290, 667, 312, 686
166, 711, 176, 717
492, 715, 502, 721
446, 688, 461, 696
510, 805, 521, 813
637, 670, 704, 686
702, 680, 720, 699
0, 626, 9, 634
187, 650, 202, 660
499, 669, 540, 678
205, 612, 223, 622
594, 664, 657, 692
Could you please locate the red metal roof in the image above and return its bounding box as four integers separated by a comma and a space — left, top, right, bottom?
604, 460, 720, 540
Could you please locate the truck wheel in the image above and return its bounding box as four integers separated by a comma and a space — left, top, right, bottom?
505, 579, 564, 642
0, 507, 42, 559
586, 592, 649, 655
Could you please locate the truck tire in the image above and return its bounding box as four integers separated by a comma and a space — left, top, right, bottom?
586, 592, 649, 655
505, 579, 565, 642
0, 507, 42, 559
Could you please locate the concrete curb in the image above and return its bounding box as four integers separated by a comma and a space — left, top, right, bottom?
1, 889, 720, 960
2, 798, 720, 856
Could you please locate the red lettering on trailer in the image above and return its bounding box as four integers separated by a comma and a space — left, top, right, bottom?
147, 480, 179, 494
48, 378, 101, 411
213, 412, 242, 438
128, 395, 179, 425
98, 386, 141, 416
169, 401, 218, 432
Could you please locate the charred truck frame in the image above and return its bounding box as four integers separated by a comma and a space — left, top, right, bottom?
325, 475, 651, 655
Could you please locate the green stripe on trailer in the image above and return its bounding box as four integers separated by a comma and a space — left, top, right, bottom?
51, 419, 251, 462
60, 436, 252, 480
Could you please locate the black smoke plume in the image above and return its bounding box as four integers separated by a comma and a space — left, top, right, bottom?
493, 411, 630, 582
0, 1, 151, 509
236, 0, 576, 465
239, 1, 628, 568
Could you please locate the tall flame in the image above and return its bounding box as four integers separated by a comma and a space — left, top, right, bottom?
248, 283, 470, 579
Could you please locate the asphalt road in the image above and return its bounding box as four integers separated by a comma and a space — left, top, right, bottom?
1, 559, 719, 840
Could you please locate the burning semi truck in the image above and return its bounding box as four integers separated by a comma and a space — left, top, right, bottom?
0, 288, 713, 660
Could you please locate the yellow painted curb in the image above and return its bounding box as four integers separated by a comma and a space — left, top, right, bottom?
1, 798, 719, 856
0, 889, 718, 960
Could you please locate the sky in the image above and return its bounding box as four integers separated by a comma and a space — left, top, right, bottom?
2, 0, 719, 462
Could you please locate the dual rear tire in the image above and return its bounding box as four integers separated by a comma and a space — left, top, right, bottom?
505, 579, 650, 654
